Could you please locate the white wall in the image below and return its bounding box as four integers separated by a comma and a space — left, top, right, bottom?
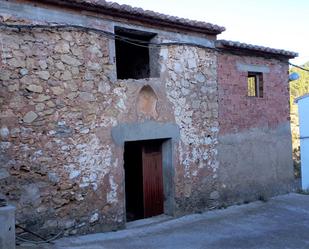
296, 95, 309, 190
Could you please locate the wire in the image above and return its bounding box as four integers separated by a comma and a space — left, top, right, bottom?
16, 232, 62, 245
289, 62, 309, 72
0, 22, 302, 64
0, 22, 212, 49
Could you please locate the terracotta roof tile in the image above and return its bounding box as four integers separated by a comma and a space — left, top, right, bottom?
41, 0, 225, 34
216, 40, 298, 58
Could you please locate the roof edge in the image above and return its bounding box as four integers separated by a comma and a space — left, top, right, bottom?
295, 94, 309, 104
36, 0, 226, 35
216, 40, 298, 59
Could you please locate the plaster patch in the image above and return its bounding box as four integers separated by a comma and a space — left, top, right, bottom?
107, 174, 118, 204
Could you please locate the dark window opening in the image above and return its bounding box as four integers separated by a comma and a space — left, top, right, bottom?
248, 72, 263, 97
115, 27, 158, 80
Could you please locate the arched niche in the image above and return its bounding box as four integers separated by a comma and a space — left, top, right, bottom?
137, 85, 158, 119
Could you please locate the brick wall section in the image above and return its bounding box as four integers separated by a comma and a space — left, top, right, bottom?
217, 53, 290, 134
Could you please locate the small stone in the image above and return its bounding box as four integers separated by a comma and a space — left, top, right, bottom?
0, 70, 10, 81
48, 172, 60, 184
187, 59, 196, 69
8, 58, 25, 68
53, 197, 69, 207
81, 81, 94, 91
38, 60, 48, 70
75, 193, 84, 201
192, 100, 201, 109
67, 82, 78, 92
51, 86, 64, 95
26, 84, 43, 93
0, 142, 11, 150
34, 94, 50, 102
8, 84, 19, 92
72, 47, 83, 56
79, 92, 95, 102
98, 82, 110, 94
61, 71, 72, 81
46, 101, 56, 107
69, 170, 81, 179
84, 71, 94, 81
86, 62, 102, 71
174, 62, 182, 73
42, 109, 54, 115
23, 111, 38, 123
90, 213, 99, 223
210, 191, 220, 200
67, 92, 78, 100
61, 32, 73, 41
60, 219, 75, 229
54, 41, 70, 53
35, 103, 45, 112
79, 128, 90, 134
71, 67, 79, 75
0, 169, 10, 180
54, 71, 61, 79
55, 61, 65, 70
0, 126, 9, 138
87, 45, 103, 57
26, 58, 36, 69
61, 55, 82, 66
181, 88, 190, 95
20, 68, 29, 76
37, 71, 50, 80
195, 73, 206, 83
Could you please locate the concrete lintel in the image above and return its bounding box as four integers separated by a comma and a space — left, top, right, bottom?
111, 121, 180, 146
236, 62, 270, 73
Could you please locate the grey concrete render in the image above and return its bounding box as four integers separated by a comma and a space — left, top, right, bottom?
23, 193, 309, 249
0, 205, 15, 249
218, 123, 294, 204
111, 121, 180, 146
236, 62, 270, 73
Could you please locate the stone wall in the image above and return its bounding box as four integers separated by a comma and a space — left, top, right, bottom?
0, 26, 126, 235
217, 52, 295, 204
164, 46, 219, 212
0, 17, 219, 236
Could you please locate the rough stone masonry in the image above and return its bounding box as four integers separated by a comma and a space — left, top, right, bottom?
0, 0, 296, 238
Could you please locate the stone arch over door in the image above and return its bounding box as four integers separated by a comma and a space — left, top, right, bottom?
112, 121, 180, 216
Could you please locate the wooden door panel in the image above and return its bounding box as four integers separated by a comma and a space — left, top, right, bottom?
142, 143, 164, 218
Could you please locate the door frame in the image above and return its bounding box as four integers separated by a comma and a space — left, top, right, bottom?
112, 121, 180, 218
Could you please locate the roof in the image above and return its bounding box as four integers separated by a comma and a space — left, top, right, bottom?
39, 0, 225, 35
216, 40, 298, 58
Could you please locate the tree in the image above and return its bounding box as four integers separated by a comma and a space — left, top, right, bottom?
290, 61, 309, 178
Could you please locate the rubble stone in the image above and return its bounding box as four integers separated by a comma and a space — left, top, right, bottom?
23, 111, 38, 123
26, 84, 43, 93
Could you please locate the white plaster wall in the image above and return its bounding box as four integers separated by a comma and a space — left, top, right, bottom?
297, 95, 309, 190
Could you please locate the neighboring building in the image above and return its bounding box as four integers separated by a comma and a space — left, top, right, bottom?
0, 0, 297, 236
295, 94, 309, 190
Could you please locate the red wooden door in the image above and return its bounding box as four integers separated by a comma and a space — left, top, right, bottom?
142, 142, 164, 218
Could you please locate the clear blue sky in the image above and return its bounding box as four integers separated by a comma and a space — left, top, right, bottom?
107, 0, 309, 65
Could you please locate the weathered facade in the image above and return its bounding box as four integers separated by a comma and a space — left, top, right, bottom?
216, 43, 295, 203
0, 0, 297, 237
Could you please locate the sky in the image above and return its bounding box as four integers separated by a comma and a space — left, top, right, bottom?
107, 0, 309, 65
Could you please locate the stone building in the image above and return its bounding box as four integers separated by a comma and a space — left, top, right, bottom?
0, 0, 297, 236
